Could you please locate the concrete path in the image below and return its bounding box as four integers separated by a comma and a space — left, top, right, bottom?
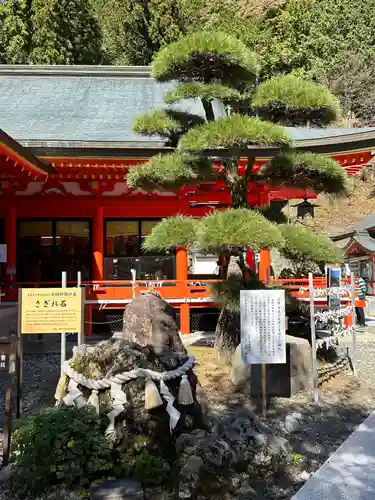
292, 411, 375, 500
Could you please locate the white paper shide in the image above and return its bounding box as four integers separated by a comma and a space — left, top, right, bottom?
240, 290, 286, 365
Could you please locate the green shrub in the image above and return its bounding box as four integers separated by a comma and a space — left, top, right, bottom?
133, 452, 169, 485
12, 406, 114, 495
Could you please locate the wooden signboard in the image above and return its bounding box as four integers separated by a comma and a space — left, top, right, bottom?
20, 288, 84, 335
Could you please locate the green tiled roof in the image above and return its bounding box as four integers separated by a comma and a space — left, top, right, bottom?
0, 65, 374, 148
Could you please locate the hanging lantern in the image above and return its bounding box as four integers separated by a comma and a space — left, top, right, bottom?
292, 197, 319, 219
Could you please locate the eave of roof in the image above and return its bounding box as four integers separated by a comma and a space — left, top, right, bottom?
0, 129, 52, 177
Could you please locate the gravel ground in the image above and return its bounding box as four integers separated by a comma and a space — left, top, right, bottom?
1, 332, 375, 499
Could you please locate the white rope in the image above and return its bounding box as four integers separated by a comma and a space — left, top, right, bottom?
62, 355, 195, 390
61, 355, 196, 438
299, 286, 352, 298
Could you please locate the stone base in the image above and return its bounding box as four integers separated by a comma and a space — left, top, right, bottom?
90, 479, 144, 500
251, 335, 312, 398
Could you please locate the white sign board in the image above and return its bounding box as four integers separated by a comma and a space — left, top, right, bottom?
240, 289, 286, 365
0, 244, 7, 263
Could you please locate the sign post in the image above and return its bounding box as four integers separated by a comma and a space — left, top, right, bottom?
308, 273, 319, 404
240, 289, 286, 416
1, 336, 17, 467
18, 285, 84, 388
350, 272, 357, 376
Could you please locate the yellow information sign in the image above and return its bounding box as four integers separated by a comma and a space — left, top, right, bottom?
20, 288, 84, 335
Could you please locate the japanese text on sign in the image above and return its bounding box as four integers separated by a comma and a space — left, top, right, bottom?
0, 341, 12, 373
240, 290, 286, 365
21, 288, 84, 335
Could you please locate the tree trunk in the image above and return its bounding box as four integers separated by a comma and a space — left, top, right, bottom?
214, 256, 243, 362
224, 158, 248, 209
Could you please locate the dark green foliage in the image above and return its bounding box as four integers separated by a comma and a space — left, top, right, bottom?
197, 208, 284, 253
260, 152, 349, 195
133, 452, 168, 485
210, 271, 266, 312
133, 110, 205, 147
99, 0, 185, 65
127, 153, 215, 190
279, 224, 344, 268
29, 0, 103, 64
151, 31, 259, 84
179, 115, 292, 151
252, 75, 341, 126
143, 216, 200, 251
317, 51, 375, 127
165, 83, 244, 105
12, 406, 113, 495
258, 205, 289, 224
0, 0, 30, 63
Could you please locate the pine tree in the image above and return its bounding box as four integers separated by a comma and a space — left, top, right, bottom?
0, 0, 31, 63
128, 31, 346, 360
29, 0, 103, 64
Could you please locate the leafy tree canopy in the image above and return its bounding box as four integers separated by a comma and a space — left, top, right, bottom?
98, 0, 186, 65
0, 0, 30, 63
179, 115, 292, 151
279, 224, 344, 266
197, 208, 284, 253
127, 153, 215, 191
143, 216, 200, 251
260, 152, 348, 195
151, 31, 259, 85
252, 74, 341, 126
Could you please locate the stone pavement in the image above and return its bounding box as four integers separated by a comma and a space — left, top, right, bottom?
291, 410, 375, 500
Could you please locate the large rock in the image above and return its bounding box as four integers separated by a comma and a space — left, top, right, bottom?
230, 344, 250, 393
122, 294, 186, 353
251, 335, 313, 398
67, 339, 205, 460
176, 411, 291, 499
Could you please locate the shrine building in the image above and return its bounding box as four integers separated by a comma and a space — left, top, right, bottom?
1, 65, 375, 335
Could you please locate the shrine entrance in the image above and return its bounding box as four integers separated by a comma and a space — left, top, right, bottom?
17, 219, 91, 283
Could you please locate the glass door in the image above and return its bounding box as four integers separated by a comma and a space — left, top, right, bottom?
17, 220, 91, 283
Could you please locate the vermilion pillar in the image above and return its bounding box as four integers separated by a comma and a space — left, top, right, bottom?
92, 206, 104, 282
258, 248, 271, 283
5, 205, 17, 285
176, 247, 190, 334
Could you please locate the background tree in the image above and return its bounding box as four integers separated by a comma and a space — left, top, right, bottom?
0, 0, 31, 63
98, 0, 186, 65
127, 31, 347, 360
29, 0, 103, 64
316, 52, 375, 127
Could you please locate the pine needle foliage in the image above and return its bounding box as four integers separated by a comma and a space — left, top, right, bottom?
151, 30, 259, 84
133, 110, 205, 146
210, 272, 266, 312
197, 208, 284, 253
179, 115, 292, 151
127, 153, 215, 191
260, 152, 349, 195
165, 83, 243, 104
143, 216, 200, 251
279, 224, 344, 265
252, 75, 341, 126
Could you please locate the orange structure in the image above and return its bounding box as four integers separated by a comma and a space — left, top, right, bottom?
1, 65, 375, 335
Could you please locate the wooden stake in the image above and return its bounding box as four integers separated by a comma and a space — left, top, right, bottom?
309, 272, 319, 403
351, 272, 357, 376
261, 363, 267, 417
2, 381, 13, 467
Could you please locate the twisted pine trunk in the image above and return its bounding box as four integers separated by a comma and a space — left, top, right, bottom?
214, 256, 243, 362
